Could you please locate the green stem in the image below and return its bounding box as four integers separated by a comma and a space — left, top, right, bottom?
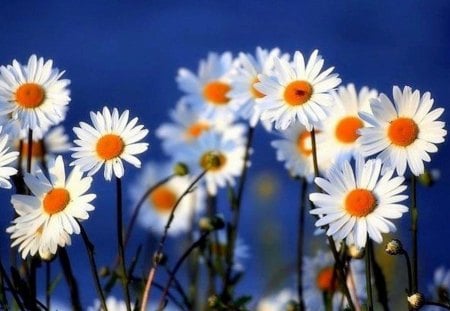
297, 178, 307, 310
365, 239, 374, 311
116, 177, 131, 311
46, 261, 51, 310
59, 249, 82, 311
411, 175, 418, 293
403, 251, 413, 295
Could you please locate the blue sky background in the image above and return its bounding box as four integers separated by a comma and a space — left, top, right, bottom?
1, 0, 450, 309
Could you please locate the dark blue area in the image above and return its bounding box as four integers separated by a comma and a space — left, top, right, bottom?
1, 0, 449, 308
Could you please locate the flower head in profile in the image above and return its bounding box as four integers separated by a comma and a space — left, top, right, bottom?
128, 161, 205, 236
71, 107, 149, 181
256, 288, 296, 311
256, 49, 341, 130
7, 156, 95, 259
321, 84, 378, 164
359, 86, 446, 176
310, 157, 408, 248
228, 47, 283, 129
176, 52, 237, 120
303, 250, 366, 311
0, 55, 70, 131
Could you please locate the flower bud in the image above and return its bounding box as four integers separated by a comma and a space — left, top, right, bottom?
385, 239, 404, 255
199, 216, 225, 232
208, 295, 219, 308
153, 252, 167, 265
99, 266, 110, 277
347, 245, 365, 259
407, 292, 424, 309
173, 162, 189, 176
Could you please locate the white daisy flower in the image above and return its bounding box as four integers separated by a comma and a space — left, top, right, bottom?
228, 47, 281, 129
156, 99, 244, 155
425, 266, 450, 309
256, 50, 341, 130
303, 250, 366, 311
359, 86, 447, 176
87, 296, 133, 311
176, 52, 237, 120
7, 156, 95, 259
178, 131, 246, 195
256, 288, 296, 311
0, 129, 19, 189
129, 161, 205, 236
71, 107, 149, 181
310, 157, 409, 249
321, 84, 378, 164
0, 55, 70, 131
270, 122, 333, 181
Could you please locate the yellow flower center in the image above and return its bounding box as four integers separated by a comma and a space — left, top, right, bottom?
250, 78, 265, 99
316, 266, 338, 292
96, 134, 124, 160
284, 80, 313, 106
21, 140, 45, 158
15, 83, 45, 108
388, 117, 419, 147
345, 189, 376, 217
43, 188, 70, 215
203, 81, 231, 105
185, 122, 210, 139
296, 131, 313, 156
149, 186, 177, 213
199, 151, 227, 171
335, 116, 364, 143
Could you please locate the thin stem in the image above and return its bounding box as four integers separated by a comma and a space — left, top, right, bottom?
162, 265, 192, 310
158, 232, 210, 310
423, 301, 450, 310
0, 258, 24, 310
46, 261, 51, 310
411, 175, 418, 293
58, 249, 82, 311
310, 127, 320, 180
140, 170, 207, 311
402, 251, 413, 295
26, 129, 33, 174
80, 224, 108, 311
365, 239, 374, 311
297, 177, 307, 310
116, 177, 131, 311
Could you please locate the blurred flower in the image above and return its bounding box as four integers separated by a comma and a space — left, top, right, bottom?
8, 156, 95, 259
359, 86, 446, 176
228, 47, 282, 129
310, 157, 408, 248
426, 266, 450, 308
303, 250, 366, 310
128, 161, 205, 236
0, 129, 18, 189
256, 288, 296, 311
87, 296, 132, 311
271, 122, 332, 181
256, 50, 341, 130
71, 107, 149, 181
321, 84, 378, 164
176, 51, 237, 120
178, 131, 246, 195
0, 55, 70, 131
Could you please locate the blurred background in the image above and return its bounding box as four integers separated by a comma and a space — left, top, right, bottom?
0, 0, 449, 309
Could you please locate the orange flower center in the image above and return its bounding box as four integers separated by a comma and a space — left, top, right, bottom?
15, 83, 45, 108
296, 131, 313, 156
96, 134, 124, 160
250, 78, 265, 99
284, 80, 313, 106
199, 151, 227, 171
388, 118, 419, 147
186, 122, 210, 139
335, 116, 364, 143
203, 81, 231, 105
21, 140, 45, 158
149, 186, 177, 213
43, 188, 70, 215
316, 266, 338, 292
345, 189, 376, 217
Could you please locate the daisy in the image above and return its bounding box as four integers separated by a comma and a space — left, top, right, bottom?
177, 131, 246, 195
156, 99, 245, 155
0, 129, 19, 189
176, 52, 237, 120
87, 296, 133, 311
256, 50, 341, 130
71, 107, 149, 181
256, 288, 296, 311
270, 122, 333, 181
128, 161, 205, 236
228, 47, 282, 129
359, 86, 447, 176
0, 55, 70, 131
303, 250, 366, 311
310, 157, 409, 248
321, 84, 378, 164
7, 156, 95, 259
425, 266, 450, 309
